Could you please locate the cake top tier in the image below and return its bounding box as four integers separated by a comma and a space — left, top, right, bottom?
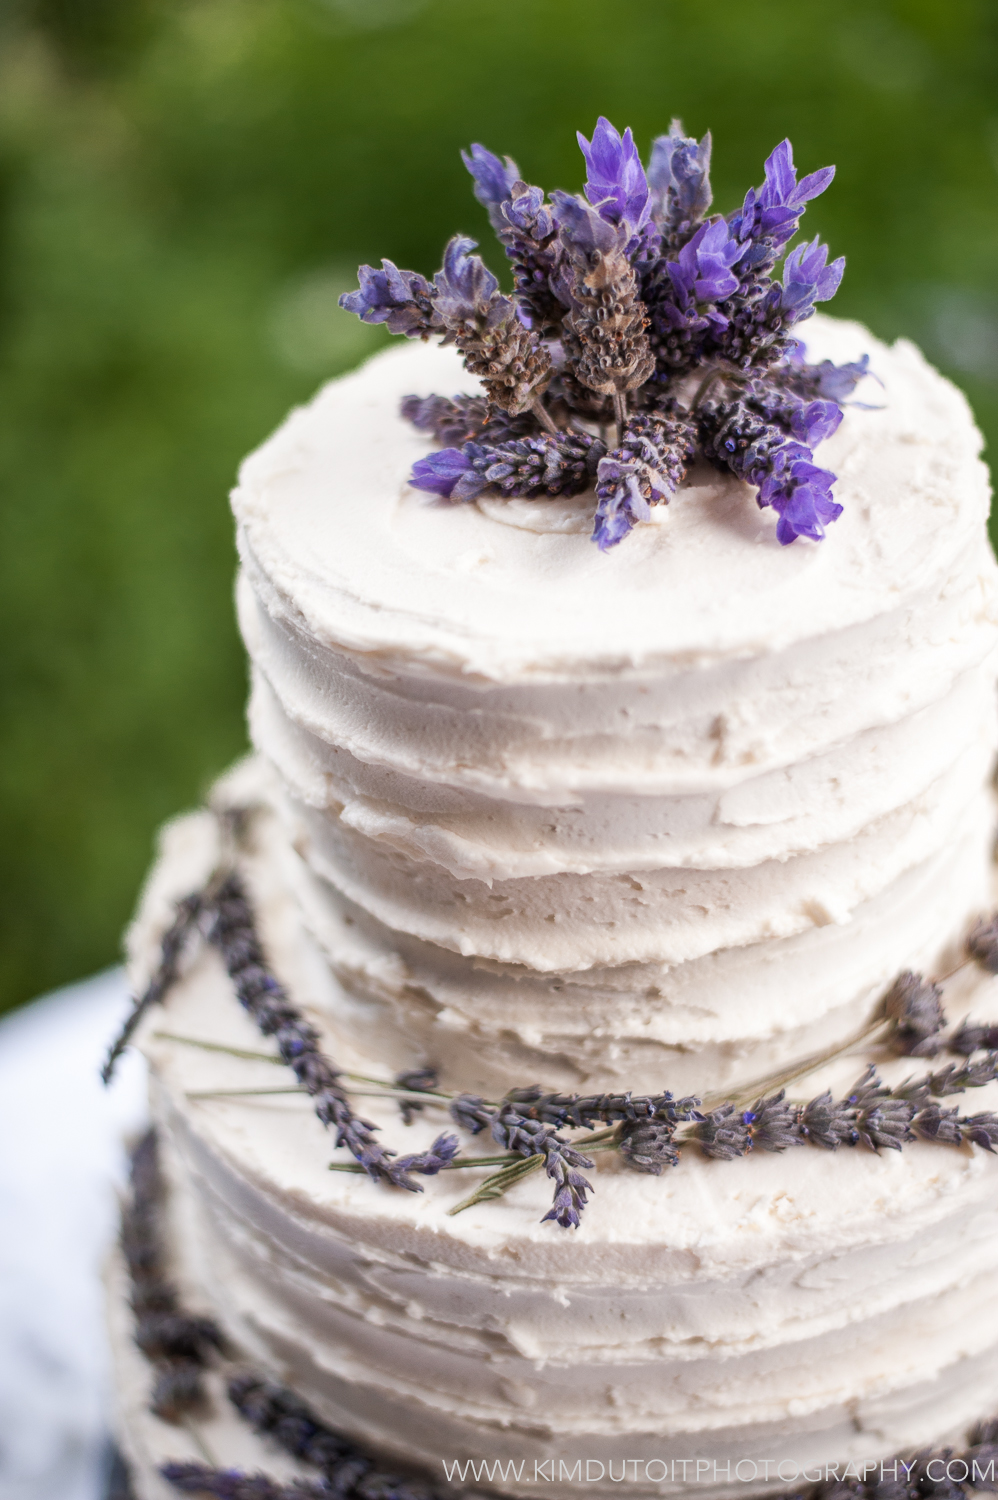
232, 315, 987, 684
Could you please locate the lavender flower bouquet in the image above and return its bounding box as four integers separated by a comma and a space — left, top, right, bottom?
341, 117, 869, 549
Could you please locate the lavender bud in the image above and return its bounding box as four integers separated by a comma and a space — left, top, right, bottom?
450, 1093, 495, 1134
432, 236, 552, 415
388, 1133, 460, 1188
798, 1091, 857, 1149
151, 1362, 208, 1424
693, 1103, 752, 1160
339, 261, 439, 340
950, 1019, 998, 1055
592, 410, 696, 551
746, 1090, 802, 1152
844, 1072, 913, 1153
394, 1066, 438, 1124
968, 914, 998, 972
161, 1464, 330, 1498
400, 394, 536, 448
961, 1113, 998, 1153
883, 970, 946, 1056
620, 1119, 680, 1174
924, 1054, 998, 1096
911, 1103, 964, 1146
540, 1152, 593, 1230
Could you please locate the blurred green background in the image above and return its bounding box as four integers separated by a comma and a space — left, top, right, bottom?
1, 0, 997, 1015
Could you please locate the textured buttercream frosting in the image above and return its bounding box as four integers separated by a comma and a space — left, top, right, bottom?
113, 316, 998, 1498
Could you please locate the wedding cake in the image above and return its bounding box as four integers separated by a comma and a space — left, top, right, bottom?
106, 120, 998, 1500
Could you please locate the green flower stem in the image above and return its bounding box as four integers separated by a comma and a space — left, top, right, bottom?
185, 1084, 456, 1105
327, 1126, 623, 1182
154, 1031, 283, 1065
186, 1086, 305, 1099
155, 1031, 461, 1103
447, 1154, 545, 1215
700, 1017, 891, 1112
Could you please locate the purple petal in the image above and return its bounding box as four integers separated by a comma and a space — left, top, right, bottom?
577, 116, 650, 236
774, 483, 843, 545
761, 140, 797, 207
433, 236, 500, 323
551, 190, 625, 259
461, 143, 521, 215
790, 400, 843, 446
648, 122, 713, 226
794, 165, 836, 204
410, 449, 474, 498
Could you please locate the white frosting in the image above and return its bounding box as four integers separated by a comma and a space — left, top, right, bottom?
112, 317, 998, 1497
229, 315, 998, 1096
117, 796, 998, 1500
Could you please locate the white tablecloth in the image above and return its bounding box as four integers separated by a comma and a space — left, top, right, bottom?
0, 970, 148, 1500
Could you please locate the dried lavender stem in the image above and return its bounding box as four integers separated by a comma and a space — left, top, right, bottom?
612, 391, 628, 430
102, 896, 204, 1083
186, 1087, 307, 1100
154, 1032, 285, 1065
532, 395, 559, 435
689, 365, 725, 412
186, 1085, 452, 1106
159, 1032, 458, 1101
328, 1131, 624, 1176
181, 1420, 218, 1467
935, 953, 974, 984
701, 1016, 891, 1112
448, 1153, 544, 1215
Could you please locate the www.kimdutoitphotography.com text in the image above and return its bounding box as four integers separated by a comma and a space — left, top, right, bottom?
441, 1458, 995, 1487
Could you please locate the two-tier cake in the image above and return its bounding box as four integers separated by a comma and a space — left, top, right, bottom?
105, 119, 998, 1500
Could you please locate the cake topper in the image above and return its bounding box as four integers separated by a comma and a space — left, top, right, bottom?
340, 118, 870, 549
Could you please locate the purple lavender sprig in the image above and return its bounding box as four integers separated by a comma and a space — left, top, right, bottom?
448, 1086, 702, 1224
951, 1019, 998, 1055
123, 1130, 224, 1423
551, 191, 654, 425
339, 261, 439, 340
461, 145, 568, 332
102, 892, 203, 1084
431, 236, 553, 419
775, 350, 872, 403
490, 1100, 594, 1229
410, 429, 606, 501
593, 409, 696, 549
227, 1374, 441, 1500
968, 913, 998, 972
694, 1058, 998, 1161
161, 1465, 331, 1498
697, 390, 843, 545
341, 115, 862, 550
449, 1096, 594, 1228
400, 393, 536, 447
500, 1085, 701, 1131
647, 121, 713, 255
451, 1085, 701, 1140
205, 874, 458, 1191
883, 970, 947, 1057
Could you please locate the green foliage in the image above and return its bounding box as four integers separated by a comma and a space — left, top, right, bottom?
2, 0, 997, 1012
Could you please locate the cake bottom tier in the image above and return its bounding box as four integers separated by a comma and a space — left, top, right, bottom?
113, 780, 998, 1500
